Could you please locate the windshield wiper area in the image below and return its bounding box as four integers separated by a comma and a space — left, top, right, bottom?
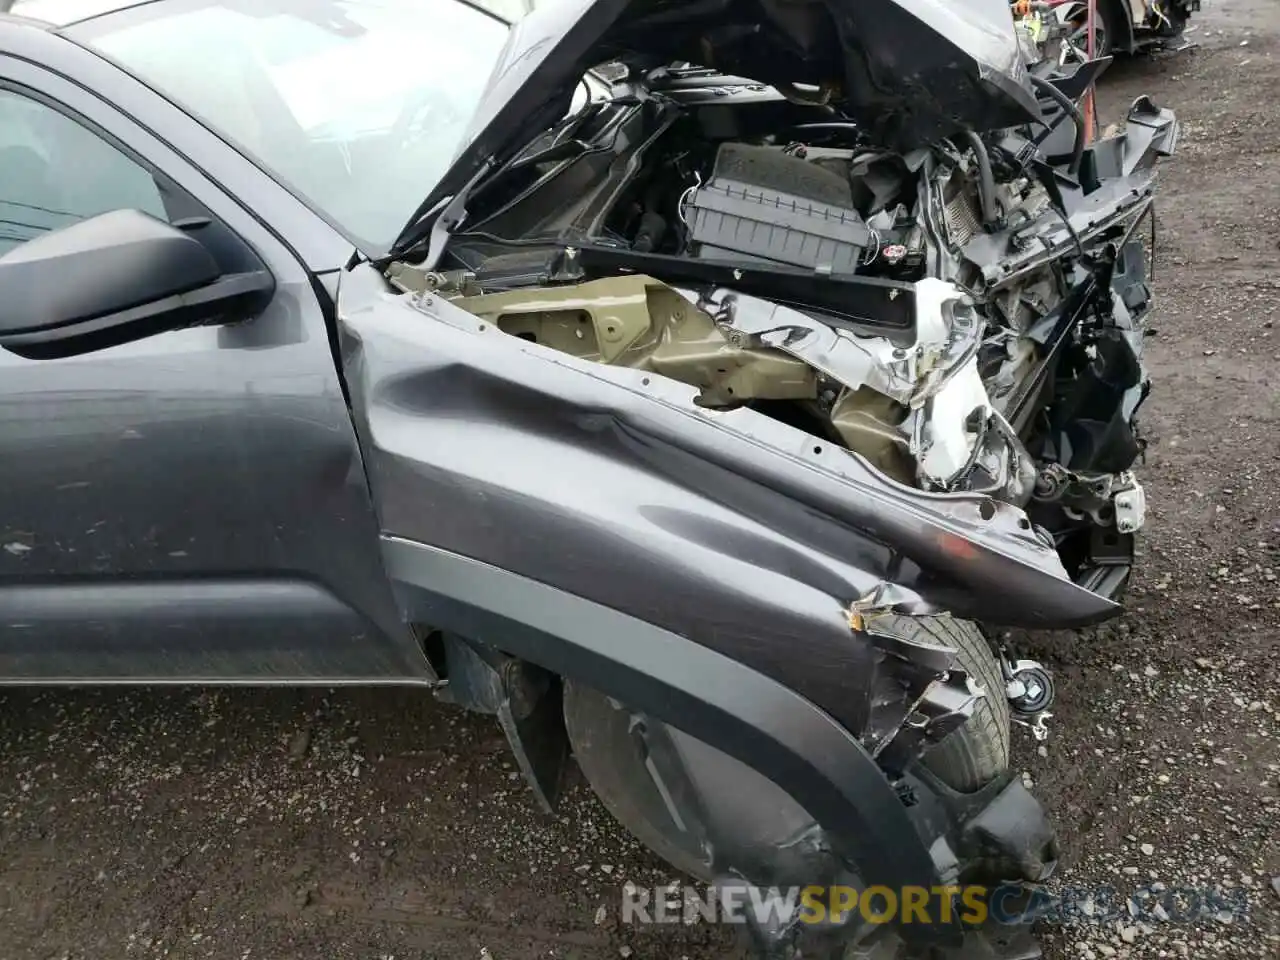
509, 138, 593, 173
384, 157, 492, 268
385, 100, 611, 267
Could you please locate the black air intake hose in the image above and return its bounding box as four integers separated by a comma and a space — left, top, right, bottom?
961, 130, 1001, 231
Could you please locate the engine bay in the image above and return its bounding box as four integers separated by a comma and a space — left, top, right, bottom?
435, 93, 943, 289
389, 68, 1176, 594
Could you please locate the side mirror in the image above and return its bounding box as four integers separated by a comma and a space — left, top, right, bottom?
0, 208, 274, 358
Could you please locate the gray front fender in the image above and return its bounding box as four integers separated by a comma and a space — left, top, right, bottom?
336, 262, 1113, 731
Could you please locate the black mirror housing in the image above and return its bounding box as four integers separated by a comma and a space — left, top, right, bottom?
0, 209, 274, 358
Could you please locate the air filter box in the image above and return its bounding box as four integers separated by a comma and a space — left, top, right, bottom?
684, 143, 872, 275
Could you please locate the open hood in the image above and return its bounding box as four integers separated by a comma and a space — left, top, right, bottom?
405, 0, 1040, 247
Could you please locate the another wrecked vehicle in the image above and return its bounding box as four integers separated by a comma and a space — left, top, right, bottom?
0, 0, 1176, 956
1055, 0, 1200, 60
1013, 0, 1200, 65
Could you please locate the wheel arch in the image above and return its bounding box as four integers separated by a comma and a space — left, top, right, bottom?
382, 535, 966, 947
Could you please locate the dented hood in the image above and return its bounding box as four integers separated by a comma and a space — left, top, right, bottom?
414, 0, 1038, 230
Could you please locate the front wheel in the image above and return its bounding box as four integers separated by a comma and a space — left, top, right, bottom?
563, 615, 1010, 882
1057, 2, 1117, 64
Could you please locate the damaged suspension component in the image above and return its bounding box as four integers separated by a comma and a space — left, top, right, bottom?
1035, 464, 1147, 534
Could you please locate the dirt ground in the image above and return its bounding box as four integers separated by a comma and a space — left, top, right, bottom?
2, 4, 1278, 959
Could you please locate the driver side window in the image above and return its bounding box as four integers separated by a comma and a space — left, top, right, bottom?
0, 87, 169, 257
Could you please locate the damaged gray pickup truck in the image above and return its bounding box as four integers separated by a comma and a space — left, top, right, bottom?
0, 0, 1176, 956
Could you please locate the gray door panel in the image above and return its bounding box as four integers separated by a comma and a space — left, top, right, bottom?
0, 54, 429, 682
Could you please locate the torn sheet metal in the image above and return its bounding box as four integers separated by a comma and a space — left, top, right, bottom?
694, 280, 1033, 503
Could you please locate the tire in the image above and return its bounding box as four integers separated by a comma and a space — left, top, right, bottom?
1155, 10, 1187, 41
563, 680, 719, 880
1061, 2, 1116, 63
563, 615, 1010, 881
880, 615, 1011, 792
1093, 1, 1117, 57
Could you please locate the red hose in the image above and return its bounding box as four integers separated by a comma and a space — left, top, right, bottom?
1083, 0, 1097, 144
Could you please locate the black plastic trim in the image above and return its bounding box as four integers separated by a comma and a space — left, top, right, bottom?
575, 244, 917, 330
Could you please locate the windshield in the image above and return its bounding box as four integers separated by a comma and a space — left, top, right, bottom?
70, 0, 510, 252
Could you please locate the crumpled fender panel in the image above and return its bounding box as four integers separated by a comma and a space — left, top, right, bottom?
336, 262, 1115, 729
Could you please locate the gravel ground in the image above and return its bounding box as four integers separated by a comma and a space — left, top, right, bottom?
2, 4, 1278, 959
